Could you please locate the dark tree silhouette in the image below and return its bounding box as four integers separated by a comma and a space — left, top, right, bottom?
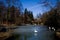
24, 8, 34, 24
39, 0, 60, 29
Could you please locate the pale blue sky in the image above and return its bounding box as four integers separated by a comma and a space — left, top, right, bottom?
0, 0, 57, 18
20, 0, 57, 18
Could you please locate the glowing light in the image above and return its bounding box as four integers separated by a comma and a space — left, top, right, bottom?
34, 30, 38, 33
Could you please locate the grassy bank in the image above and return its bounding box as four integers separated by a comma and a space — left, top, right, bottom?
12, 34, 20, 40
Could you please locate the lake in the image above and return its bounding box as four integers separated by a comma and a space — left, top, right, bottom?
13, 25, 55, 40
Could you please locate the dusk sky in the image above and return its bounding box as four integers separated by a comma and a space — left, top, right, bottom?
20, 0, 57, 18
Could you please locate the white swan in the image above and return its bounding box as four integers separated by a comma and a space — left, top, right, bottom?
34, 30, 38, 32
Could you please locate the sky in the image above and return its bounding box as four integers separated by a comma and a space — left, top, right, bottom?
20, 0, 44, 18
20, 0, 57, 18
0, 0, 57, 18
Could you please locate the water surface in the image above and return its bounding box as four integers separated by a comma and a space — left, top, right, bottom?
13, 25, 54, 40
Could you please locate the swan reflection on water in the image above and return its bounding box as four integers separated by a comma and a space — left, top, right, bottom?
34, 29, 38, 36
34, 29, 38, 33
